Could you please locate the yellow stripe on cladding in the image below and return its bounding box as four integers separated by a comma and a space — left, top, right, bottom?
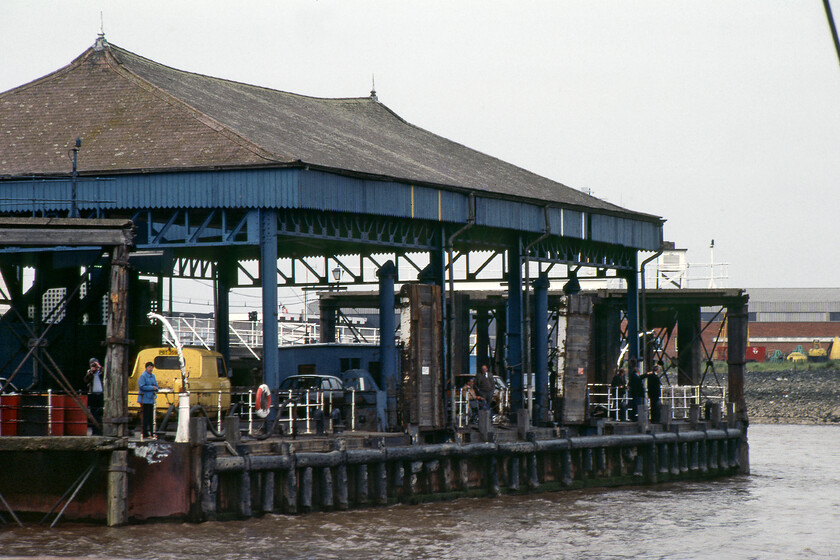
411, 186, 415, 218
438, 190, 441, 220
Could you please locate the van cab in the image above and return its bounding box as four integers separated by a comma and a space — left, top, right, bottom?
128, 347, 232, 417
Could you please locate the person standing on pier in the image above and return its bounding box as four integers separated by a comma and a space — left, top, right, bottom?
138, 361, 159, 440
475, 364, 495, 411
84, 357, 105, 435
646, 365, 663, 423
627, 361, 645, 422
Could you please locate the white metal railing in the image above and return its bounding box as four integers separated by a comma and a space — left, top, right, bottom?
455, 386, 509, 428
160, 316, 380, 350
587, 383, 728, 421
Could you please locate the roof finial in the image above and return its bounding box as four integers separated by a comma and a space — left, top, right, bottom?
94, 12, 108, 51
370, 74, 378, 101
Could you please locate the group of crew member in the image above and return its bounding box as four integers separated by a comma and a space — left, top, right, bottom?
83, 357, 159, 439
609, 360, 662, 423
464, 364, 496, 422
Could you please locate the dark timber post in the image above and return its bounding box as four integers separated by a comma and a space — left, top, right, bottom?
727, 301, 750, 474
624, 254, 640, 365
494, 306, 507, 377
475, 307, 490, 373
507, 241, 523, 412
533, 273, 549, 424
105, 243, 130, 527
319, 299, 337, 343
260, 210, 279, 389
677, 306, 702, 385
377, 261, 397, 430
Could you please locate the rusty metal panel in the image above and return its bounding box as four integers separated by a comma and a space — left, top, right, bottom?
399, 283, 443, 429
562, 294, 594, 424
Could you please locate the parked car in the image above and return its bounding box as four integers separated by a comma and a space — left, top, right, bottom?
277, 374, 346, 405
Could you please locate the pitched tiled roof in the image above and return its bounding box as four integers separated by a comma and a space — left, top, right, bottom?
1, 38, 655, 219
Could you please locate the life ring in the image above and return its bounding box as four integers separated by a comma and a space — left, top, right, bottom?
255, 384, 271, 418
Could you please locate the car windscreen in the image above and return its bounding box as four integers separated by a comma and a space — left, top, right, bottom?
278, 377, 321, 390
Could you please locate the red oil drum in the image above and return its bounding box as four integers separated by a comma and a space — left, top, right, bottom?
47, 393, 65, 436
0, 394, 20, 436
64, 394, 89, 436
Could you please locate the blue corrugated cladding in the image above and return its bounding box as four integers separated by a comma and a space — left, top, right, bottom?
562, 210, 583, 239
297, 170, 465, 221
590, 214, 660, 251
476, 197, 546, 233
100, 169, 302, 209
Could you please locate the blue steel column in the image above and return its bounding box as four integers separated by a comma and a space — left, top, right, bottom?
214, 257, 232, 371
377, 260, 397, 430
625, 253, 640, 365
507, 240, 523, 412
431, 235, 448, 420
533, 273, 549, 424
260, 210, 279, 389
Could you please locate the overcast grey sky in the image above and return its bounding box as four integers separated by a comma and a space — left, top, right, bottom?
2, 0, 840, 291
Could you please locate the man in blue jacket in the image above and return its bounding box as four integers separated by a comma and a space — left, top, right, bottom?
138, 361, 159, 440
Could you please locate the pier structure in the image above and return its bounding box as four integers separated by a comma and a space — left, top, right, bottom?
0, 37, 749, 525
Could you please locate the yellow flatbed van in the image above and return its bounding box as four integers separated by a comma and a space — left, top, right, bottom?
128, 346, 232, 417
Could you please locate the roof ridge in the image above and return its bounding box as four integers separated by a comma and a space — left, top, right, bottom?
102, 44, 287, 164
107, 43, 373, 103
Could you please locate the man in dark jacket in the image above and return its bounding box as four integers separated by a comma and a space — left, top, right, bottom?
627, 361, 645, 422
646, 365, 663, 423
83, 357, 105, 435
475, 364, 495, 411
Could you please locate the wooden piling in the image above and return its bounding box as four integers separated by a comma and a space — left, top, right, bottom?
320, 467, 334, 509
508, 455, 520, 491
488, 456, 500, 496
261, 472, 275, 514
356, 464, 369, 503
375, 462, 388, 505
104, 243, 130, 527
301, 467, 313, 512
561, 450, 572, 487
335, 465, 349, 510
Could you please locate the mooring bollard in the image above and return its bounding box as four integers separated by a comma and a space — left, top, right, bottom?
689, 404, 700, 427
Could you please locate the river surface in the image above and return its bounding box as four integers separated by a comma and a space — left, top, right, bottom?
1, 424, 838, 559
